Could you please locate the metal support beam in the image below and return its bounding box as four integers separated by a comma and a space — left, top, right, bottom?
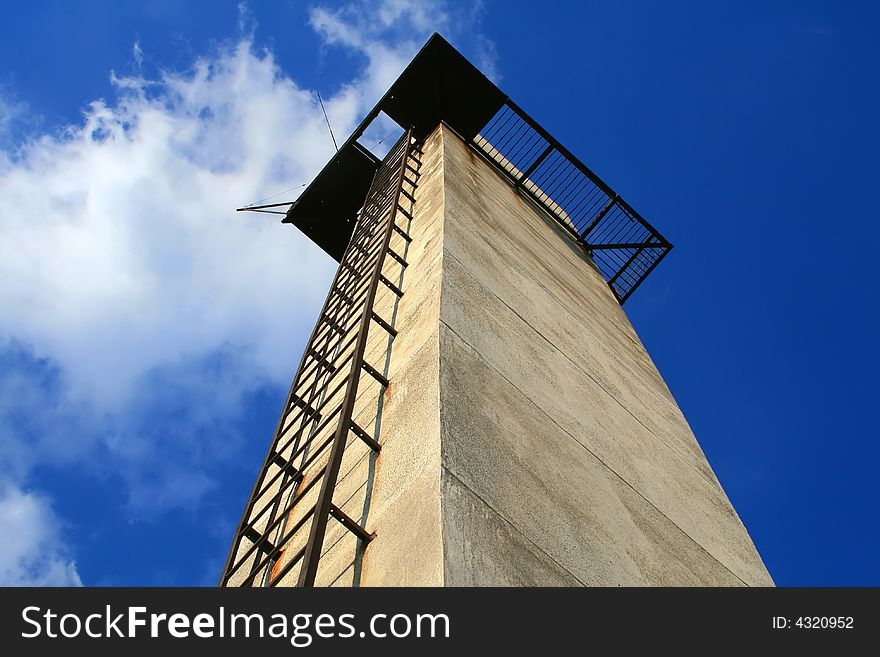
579, 194, 619, 239
587, 240, 667, 250
350, 421, 382, 453
362, 360, 390, 387
516, 143, 554, 187
371, 311, 399, 337
329, 505, 375, 543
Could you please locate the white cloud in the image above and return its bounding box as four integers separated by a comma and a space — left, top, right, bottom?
132, 40, 144, 69
0, 0, 496, 583
1, 39, 340, 409
0, 483, 82, 586
0, 89, 35, 150
308, 0, 500, 103
0, 38, 349, 525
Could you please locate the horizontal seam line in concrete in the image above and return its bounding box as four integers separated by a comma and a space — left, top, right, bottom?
441, 467, 588, 586
445, 194, 672, 382
440, 320, 749, 587
444, 248, 720, 491
449, 185, 653, 366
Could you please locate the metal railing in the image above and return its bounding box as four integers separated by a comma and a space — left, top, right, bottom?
473, 101, 672, 303
219, 129, 421, 587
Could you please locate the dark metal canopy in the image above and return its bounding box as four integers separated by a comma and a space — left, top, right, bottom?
275, 33, 671, 303
282, 142, 379, 259
282, 34, 505, 261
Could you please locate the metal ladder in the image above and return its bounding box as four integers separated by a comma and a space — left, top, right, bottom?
220, 128, 422, 587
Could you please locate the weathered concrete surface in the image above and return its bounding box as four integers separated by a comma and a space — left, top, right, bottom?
436, 123, 772, 586
439, 329, 743, 586
352, 123, 772, 586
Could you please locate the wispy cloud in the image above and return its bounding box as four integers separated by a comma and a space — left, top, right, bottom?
0, 87, 37, 150
132, 40, 144, 69
0, 483, 82, 586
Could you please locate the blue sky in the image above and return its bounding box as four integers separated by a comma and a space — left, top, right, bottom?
0, 1, 877, 586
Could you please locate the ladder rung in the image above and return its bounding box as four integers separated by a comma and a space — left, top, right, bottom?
386, 248, 408, 268
371, 311, 398, 337
379, 274, 404, 297
392, 222, 412, 241
396, 206, 413, 222
287, 394, 320, 421
406, 163, 420, 176
329, 504, 375, 543
322, 314, 346, 335
403, 176, 419, 188
244, 527, 277, 554
308, 348, 337, 373
400, 188, 416, 203
349, 420, 381, 452
270, 453, 303, 480
361, 360, 389, 387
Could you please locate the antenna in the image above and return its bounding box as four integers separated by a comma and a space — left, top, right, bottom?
316, 92, 339, 152
235, 183, 307, 215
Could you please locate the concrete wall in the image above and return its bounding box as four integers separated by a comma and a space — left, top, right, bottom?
435, 123, 772, 586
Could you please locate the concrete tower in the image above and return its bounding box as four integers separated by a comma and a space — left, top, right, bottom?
221, 35, 772, 587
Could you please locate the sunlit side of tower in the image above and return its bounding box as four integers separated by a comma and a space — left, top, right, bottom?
220, 35, 773, 587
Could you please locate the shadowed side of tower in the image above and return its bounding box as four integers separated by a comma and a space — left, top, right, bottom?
432, 123, 771, 585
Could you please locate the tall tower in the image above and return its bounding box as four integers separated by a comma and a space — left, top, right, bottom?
221, 35, 772, 587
